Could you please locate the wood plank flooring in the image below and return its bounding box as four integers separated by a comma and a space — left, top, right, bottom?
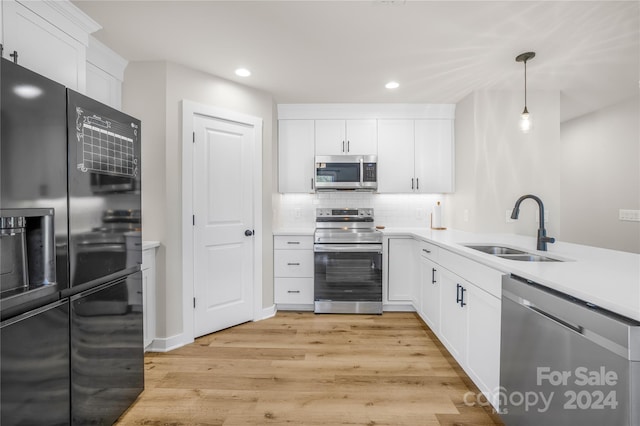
115, 312, 505, 425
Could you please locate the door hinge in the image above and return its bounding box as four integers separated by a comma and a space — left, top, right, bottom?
193, 132, 195, 143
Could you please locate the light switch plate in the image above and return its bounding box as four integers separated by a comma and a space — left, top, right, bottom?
619, 209, 640, 222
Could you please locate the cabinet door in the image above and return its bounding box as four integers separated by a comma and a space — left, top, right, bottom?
377, 120, 415, 193
466, 284, 501, 401
2, 0, 86, 91
415, 119, 454, 193
420, 256, 441, 332
278, 120, 315, 193
86, 62, 122, 109
345, 119, 377, 155
439, 268, 468, 363
315, 119, 346, 155
387, 238, 417, 303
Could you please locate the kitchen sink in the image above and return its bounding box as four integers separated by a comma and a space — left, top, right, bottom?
464, 245, 527, 255
464, 244, 563, 262
495, 253, 561, 262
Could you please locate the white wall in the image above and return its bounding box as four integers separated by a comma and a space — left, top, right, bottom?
449, 90, 639, 254
447, 90, 561, 242
122, 61, 274, 341
560, 97, 640, 253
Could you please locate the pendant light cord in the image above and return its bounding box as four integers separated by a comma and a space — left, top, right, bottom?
524, 59, 528, 110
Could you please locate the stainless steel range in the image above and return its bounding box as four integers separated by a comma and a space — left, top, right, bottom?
313, 208, 383, 314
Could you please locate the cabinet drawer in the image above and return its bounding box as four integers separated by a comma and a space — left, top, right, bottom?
439, 248, 503, 298
274, 235, 314, 250
418, 240, 439, 262
274, 250, 314, 277
275, 278, 314, 304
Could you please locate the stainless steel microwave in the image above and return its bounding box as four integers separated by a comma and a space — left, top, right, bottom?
315, 155, 377, 191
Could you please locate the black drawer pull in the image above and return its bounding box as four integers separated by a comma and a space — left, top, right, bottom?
287, 241, 300, 245
422, 248, 431, 254
287, 262, 300, 266
287, 290, 301, 294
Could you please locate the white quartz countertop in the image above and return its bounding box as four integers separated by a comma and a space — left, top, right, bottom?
273, 228, 315, 236
142, 240, 160, 250
381, 228, 640, 322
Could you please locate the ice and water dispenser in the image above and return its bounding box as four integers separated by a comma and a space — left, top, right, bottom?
0, 209, 57, 304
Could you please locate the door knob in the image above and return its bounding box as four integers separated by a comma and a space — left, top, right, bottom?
244, 229, 254, 237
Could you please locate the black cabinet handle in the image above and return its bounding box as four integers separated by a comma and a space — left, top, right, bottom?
342, 140, 345, 152
411, 178, 414, 190
287, 262, 300, 266
431, 268, 436, 284
287, 241, 300, 245
416, 178, 419, 190
347, 140, 350, 152
287, 290, 301, 294
311, 178, 314, 190
456, 284, 467, 307
422, 248, 431, 254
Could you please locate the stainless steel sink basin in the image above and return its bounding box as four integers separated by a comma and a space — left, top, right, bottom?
464, 245, 526, 255
496, 253, 561, 262
464, 244, 563, 262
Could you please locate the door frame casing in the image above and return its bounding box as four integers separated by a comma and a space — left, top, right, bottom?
181, 100, 263, 345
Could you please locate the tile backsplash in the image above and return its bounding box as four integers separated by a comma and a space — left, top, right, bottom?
274, 192, 447, 229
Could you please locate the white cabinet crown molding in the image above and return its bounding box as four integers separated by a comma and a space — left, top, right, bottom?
17, 0, 101, 44
277, 103, 456, 120
87, 35, 128, 80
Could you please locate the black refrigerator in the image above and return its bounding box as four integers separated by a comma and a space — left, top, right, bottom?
1, 58, 144, 425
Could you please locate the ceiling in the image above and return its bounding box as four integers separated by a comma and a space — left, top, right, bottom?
73, 1, 639, 121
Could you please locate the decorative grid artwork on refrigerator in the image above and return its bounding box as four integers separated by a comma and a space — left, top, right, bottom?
74, 107, 139, 177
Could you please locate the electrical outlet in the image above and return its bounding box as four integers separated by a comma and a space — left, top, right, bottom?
506, 209, 515, 223
619, 209, 640, 222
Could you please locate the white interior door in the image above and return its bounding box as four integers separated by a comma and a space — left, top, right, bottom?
193, 114, 254, 337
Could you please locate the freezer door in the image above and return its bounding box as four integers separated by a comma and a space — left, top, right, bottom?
70, 272, 144, 425
1, 300, 70, 426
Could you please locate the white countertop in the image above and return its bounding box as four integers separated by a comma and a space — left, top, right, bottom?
381, 228, 640, 322
273, 228, 315, 236
142, 240, 160, 250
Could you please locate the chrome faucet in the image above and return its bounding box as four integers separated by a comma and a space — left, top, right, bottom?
510, 194, 555, 251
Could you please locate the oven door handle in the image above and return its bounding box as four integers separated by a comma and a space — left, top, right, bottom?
314, 244, 382, 253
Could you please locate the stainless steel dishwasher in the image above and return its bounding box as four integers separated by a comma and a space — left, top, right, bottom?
500, 274, 639, 426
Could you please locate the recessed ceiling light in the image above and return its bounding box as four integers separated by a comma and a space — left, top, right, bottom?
385, 81, 399, 89
235, 68, 251, 77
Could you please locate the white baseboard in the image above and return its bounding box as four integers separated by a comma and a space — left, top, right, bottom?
257, 304, 277, 321
145, 333, 192, 353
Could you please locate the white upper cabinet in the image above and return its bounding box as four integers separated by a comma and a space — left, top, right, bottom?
415, 119, 454, 193
315, 119, 377, 156
85, 36, 127, 110
377, 120, 415, 193
277, 104, 455, 193
278, 120, 315, 193
0, 0, 100, 92
378, 119, 454, 193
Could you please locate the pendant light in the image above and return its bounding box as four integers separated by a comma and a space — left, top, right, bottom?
515, 51, 535, 134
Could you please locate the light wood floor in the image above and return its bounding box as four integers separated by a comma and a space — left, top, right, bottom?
116, 312, 505, 425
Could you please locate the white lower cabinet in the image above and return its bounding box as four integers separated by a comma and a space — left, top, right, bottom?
142, 243, 158, 351
274, 235, 314, 308
465, 282, 501, 404
387, 238, 417, 304
438, 268, 469, 362
397, 238, 502, 410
